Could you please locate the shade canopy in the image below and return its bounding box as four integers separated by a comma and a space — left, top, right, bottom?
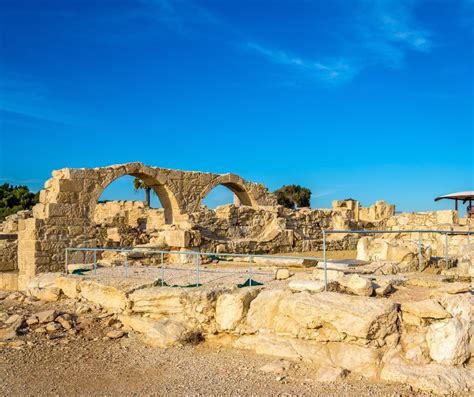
434, 191, 474, 203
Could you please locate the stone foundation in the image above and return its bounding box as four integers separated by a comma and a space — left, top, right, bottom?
21, 271, 474, 395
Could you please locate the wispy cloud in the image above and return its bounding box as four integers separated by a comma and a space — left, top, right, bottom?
245, 42, 357, 84
358, 0, 433, 67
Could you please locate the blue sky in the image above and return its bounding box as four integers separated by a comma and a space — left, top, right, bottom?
0, 0, 473, 211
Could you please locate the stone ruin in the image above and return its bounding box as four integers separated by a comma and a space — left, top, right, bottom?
1, 163, 473, 394
0, 162, 472, 290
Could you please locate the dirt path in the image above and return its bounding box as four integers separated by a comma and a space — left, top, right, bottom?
0, 296, 427, 397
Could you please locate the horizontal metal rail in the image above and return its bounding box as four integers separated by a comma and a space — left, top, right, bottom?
64, 247, 324, 261
323, 229, 471, 234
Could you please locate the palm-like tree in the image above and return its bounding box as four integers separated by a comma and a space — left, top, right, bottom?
133, 178, 152, 208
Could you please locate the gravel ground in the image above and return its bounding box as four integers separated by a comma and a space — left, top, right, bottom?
0, 297, 431, 397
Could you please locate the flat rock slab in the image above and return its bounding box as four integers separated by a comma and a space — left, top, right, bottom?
278, 292, 398, 340
288, 280, 325, 292
401, 299, 451, 319
381, 358, 474, 394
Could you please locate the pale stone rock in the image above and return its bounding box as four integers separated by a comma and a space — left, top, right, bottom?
278, 292, 398, 339
26, 272, 61, 291
55, 276, 81, 299
35, 287, 61, 302
80, 281, 127, 312
235, 334, 381, 378
439, 293, 474, 322
401, 299, 451, 319
106, 330, 125, 339
26, 316, 39, 326
246, 289, 292, 333
426, 318, 470, 366
315, 366, 348, 382
118, 314, 187, 348
45, 322, 61, 333
36, 309, 57, 324
312, 269, 345, 282
374, 282, 392, 297
56, 315, 73, 330
129, 287, 184, 316
434, 282, 471, 295
288, 280, 325, 293
275, 268, 290, 280
215, 289, 259, 331
5, 314, 22, 325
339, 274, 373, 296
380, 358, 474, 394
0, 328, 17, 341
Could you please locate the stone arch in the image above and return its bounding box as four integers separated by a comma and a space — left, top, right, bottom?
197, 174, 257, 210
90, 166, 180, 225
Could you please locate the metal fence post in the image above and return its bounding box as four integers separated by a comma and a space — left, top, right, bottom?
418, 231, 422, 269
93, 250, 97, 275
444, 233, 449, 269
160, 252, 165, 286
323, 230, 327, 291
249, 255, 253, 286
195, 253, 200, 286
65, 249, 68, 276
124, 252, 128, 277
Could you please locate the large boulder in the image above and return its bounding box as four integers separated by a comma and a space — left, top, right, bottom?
235, 334, 381, 377
278, 292, 398, 340
426, 318, 470, 366
118, 314, 187, 347
357, 237, 431, 268
245, 289, 293, 333
215, 289, 260, 331
79, 281, 128, 312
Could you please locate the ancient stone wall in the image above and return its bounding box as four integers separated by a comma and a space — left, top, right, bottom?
11, 163, 276, 288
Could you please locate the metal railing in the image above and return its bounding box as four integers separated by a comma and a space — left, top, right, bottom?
322, 229, 471, 290
64, 247, 322, 287
65, 228, 471, 291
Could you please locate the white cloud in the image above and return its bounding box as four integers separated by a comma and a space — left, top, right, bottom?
245, 42, 357, 84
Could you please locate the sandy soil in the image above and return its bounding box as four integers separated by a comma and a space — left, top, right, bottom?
0, 297, 428, 397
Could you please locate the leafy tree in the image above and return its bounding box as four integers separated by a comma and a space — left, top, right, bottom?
274, 185, 311, 209
0, 183, 39, 220
133, 178, 153, 208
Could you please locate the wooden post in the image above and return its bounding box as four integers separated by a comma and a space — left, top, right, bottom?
455, 199, 458, 211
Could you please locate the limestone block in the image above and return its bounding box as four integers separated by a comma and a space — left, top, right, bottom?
380, 358, 474, 394
163, 230, 200, 248
54, 275, 81, 299
129, 287, 184, 316
439, 293, 474, 322
235, 334, 381, 378
118, 315, 187, 348
436, 210, 457, 225
401, 299, 451, 320
34, 287, 61, 302
278, 292, 398, 340
79, 281, 128, 312
215, 289, 260, 331
246, 289, 293, 333
58, 179, 83, 193
339, 274, 373, 296
426, 318, 470, 365
275, 268, 290, 280
312, 269, 345, 282
106, 227, 121, 243
288, 280, 325, 293
26, 272, 61, 291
